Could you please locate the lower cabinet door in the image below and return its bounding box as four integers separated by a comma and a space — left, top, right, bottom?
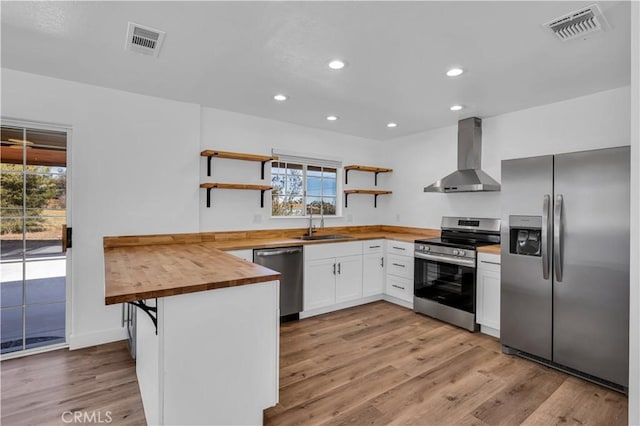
363, 253, 385, 297
385, 274, 413, 303
335, 255, 363, 304
477, 267, 501, 330
304, 258, 336, 310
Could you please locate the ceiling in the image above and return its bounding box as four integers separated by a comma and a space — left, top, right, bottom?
0, 1, 631, 140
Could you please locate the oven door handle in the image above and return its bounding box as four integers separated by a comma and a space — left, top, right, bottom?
414, 252, 475, 267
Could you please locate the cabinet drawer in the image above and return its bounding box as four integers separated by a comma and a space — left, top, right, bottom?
363, 239, 384, 254
386, 240, 413, 256
387, 254, 413, 279
305, 241, 363, 261
386, 275, 413, 303
478, 253, 500, 272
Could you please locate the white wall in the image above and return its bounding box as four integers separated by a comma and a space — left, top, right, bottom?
628, 2, 639, 424
380, 86, 631, 228
199, 107, 386, 231
1, 69, 201, 348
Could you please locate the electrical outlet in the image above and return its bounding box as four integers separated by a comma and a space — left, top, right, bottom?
396, 213, 401, 222
347, 214, 353, 223
253, 214, 262, 224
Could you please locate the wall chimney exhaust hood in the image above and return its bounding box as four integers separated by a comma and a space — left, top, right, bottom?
424, 117, 500, 193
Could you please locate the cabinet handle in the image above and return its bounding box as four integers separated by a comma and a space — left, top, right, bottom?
480, 260, 501, 265
392, 246, 406, 251
338, 262, 341, 274
381, 257, 384, 267
392, 284, 405, 290
392, 263, 405, 268
369, 245, 381, 249
121, 303, 126, 327
332, 263, 336, 275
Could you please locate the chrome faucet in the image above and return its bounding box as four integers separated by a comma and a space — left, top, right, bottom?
308, 207, 316, 236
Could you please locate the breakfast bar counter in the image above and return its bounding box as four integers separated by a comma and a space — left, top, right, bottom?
104, 242, 281, 425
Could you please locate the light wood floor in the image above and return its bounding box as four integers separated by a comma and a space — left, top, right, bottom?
1, 341, 145, 426
264, 301, 627, 426
1, 301, 627, 426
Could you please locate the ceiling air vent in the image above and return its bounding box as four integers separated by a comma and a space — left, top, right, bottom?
544, 4, 609, 41
125, 22, 165, 57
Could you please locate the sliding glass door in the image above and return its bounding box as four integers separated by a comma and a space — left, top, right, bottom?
1, 124, 68, 355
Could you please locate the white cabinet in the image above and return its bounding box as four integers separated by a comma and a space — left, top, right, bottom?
476, 252, 501, 338
226, 249, 254, 262
305, 258, 337, 310
363, 240, 385, 297
387, 240, 413, 256
386, 275, 413, 302
303, 242, 364, 314
384, 240, 414, 306
335, 255, 364, 303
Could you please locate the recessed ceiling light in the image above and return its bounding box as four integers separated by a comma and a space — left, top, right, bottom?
450, 105, 464, 111
273, 94, 287, 101
326, 115, 338, 121
446, 67, 465, 77
386, 122, 398, 128
328, 60, 346, 70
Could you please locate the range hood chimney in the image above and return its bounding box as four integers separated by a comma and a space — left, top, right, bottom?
424, 117, 500, 193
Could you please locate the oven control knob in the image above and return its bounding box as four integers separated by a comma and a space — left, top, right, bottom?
425, 246, 430, 252
458, 250, 465, 256
452, 249, 459, 255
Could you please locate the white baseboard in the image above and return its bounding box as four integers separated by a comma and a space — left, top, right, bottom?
300, 294, 383, 319
69, 327, 127, 350
480, 325, 500, 338
382, 294, 413, 310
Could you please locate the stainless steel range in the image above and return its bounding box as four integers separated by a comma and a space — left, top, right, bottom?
414, 217, 500, 331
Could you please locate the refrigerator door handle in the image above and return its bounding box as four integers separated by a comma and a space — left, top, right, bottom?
542, 194, 551, 280
554, 194, 563, 282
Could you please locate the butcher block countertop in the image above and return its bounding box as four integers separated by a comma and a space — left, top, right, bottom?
104, 243, 281, 304
477, 244, 501, 255
104, 225, 440, 304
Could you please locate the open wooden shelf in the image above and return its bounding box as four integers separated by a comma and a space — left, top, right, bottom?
344, 165, 393, 185
343, 189, 392, 208
200, 150, 276, 179
199, 183, 273, 208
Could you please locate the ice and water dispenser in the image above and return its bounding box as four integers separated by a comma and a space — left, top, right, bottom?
508, 216, 542, 256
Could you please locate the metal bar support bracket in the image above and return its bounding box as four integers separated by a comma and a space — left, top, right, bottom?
129, 299, 158, 335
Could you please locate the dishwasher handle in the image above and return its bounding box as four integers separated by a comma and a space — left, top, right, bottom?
254, 247, 303, 257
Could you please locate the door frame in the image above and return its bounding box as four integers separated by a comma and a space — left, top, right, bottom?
1, 117, 73, 359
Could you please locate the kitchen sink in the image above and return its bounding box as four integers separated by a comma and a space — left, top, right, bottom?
294, 234, 354, 241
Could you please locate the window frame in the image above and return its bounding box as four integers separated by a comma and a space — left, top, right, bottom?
270, 160, 342, 218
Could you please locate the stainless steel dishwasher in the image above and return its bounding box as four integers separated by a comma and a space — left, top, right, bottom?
253, 246, 303, 321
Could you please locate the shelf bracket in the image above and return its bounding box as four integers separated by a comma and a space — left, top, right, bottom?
345, 192, 349, 208
374, 172, 379, 186
260, 189, 266, 208
205, 187, 212, 208
261, 160, 268, 180
345, 169, 350, 185
129, 299, 158, 335
206, 155, 213, 177
374, 194, 379, 208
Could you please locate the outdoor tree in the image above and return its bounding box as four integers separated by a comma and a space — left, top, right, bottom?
1, 165, 59, 234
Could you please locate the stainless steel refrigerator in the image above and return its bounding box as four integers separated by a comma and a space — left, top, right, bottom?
500, 146, 630, 390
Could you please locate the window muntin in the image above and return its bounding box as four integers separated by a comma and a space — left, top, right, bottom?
271, 162, 338, 217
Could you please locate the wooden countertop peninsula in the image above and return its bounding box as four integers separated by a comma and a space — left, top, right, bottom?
104, 225, 440, 305
104, 243, 281, 304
